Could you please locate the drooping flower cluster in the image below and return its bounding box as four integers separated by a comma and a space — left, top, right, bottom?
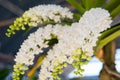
24, 5, 73, 25
6, 4, 73, 37
13, 25, 54, 80
38, 8, 112, 80
78, 8, 112, 56
12, 7, 112, 80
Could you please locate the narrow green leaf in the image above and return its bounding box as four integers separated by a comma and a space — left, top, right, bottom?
95, 30, 120, 55
67, 0, 85, 14
105, 0, 120, 12
73, 13, 81, 20
81, 0, 86, 8
95, 0, 106, 7
81, 0, 106, 10
99, 25, 120, 40
111, 4, 120, 18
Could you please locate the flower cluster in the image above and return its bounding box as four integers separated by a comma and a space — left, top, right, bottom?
24, 4, 73, 25
78, 8, 112, 56
38, 8, 112, 80
12, 7, 112, 80
13, 25, 54, 80
6, 4, 73, 37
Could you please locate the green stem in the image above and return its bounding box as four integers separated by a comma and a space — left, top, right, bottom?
95, 30, 120, 54
28, 54, 46, 77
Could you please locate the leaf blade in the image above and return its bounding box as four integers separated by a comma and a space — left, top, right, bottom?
105, 0, 120, 12
67, 0, 85, 14
81, 0, 106, 10
95, 29, 120, 55
111, 4, 120, 18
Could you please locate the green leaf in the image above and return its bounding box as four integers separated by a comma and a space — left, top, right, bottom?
111, 4, 120, 18
0, 68, 9, 79
99, 25, 120, 40
73, 13, 81, 20
95, 29, 120, 55
81, 0, 106, 10
105, 0, 120, 12
67, 0, 85, 14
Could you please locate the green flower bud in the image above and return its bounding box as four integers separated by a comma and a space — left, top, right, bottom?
21, 26, 26, 30
28, 23, 33, 26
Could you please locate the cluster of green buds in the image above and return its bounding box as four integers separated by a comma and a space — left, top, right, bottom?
51, 48, 92, 80
6, 15, 31, 37
12, 63, 28, 80
52, 62, 68, 80
72, 48, 91, 76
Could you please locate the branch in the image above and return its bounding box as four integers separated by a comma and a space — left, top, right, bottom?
0, 53, 14, 64
0, 18, 15, 27
0, 0, 24, 16
104, 64, 120, 78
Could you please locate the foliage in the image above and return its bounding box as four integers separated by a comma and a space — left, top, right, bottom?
0, 68, 9, 80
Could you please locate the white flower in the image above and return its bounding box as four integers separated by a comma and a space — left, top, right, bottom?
79, 8, 112, 32
14, 25, 54, 75
13, 7, 112, 80
39, 8, 112, 80
24, 4, 73, 27
78, 8, 112, 56
13, 25, 56, 80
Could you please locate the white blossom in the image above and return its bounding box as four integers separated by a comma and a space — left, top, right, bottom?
13, 7, 112, 80
79, 8, 112, 32
23, 4, 73, 26
39, 8, 112, 80
14, 25, 55, 66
